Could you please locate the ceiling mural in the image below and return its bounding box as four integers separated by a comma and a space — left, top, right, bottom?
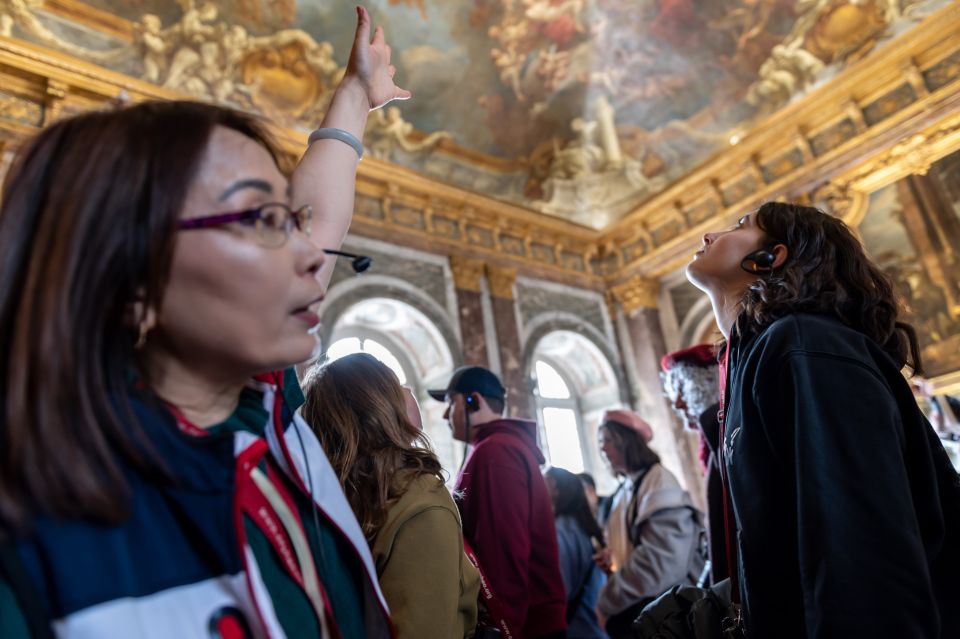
0, 0, 950, 227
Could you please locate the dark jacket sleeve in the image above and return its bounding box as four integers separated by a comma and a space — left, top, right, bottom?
755, 352, 940, 638
458, 447, 532, 633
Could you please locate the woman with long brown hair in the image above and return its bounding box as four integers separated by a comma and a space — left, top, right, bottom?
676, 201, 960, 638
302, 353, 479, 638
0, 8, 409, 638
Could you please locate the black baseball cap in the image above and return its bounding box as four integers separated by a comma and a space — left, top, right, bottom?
428, 366, 507, 402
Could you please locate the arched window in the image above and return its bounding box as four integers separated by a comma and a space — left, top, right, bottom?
530, 330, 621, 492
326, 336, 408, 384
535, 359, 585, 472
319, 297, 460, 473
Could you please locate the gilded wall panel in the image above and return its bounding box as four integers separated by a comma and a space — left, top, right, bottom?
430, 215, 460, 241
761, 148, 805, 184
809, 117, 859, 157
499, 235, 526, 257
862, 84, 918, 126
923, 49, 960, 92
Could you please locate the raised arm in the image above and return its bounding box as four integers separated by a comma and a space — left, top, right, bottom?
291, 5, 411, 288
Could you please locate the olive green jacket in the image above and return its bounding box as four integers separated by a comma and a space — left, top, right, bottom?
371, 472, 480, 638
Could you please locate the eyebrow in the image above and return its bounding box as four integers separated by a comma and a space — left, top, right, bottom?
218, 178, 274, 202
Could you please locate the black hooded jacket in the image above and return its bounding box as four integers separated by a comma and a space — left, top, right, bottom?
723, 313, 960, 639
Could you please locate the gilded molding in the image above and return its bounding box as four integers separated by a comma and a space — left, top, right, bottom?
609, 276, 660, 315
486, 265, 517, 300
449, 256, 484, 294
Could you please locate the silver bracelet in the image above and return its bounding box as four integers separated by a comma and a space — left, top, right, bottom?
308, 127, 363, 160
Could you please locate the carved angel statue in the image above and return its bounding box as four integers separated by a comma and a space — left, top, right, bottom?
747, 41, 824, 111
548, 117, 606, 179
135, 14, 169, 84
365, 107, 451, 159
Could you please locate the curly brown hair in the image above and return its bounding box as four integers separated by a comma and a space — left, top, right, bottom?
738, 202, 922, 374
301, 353, 444, 543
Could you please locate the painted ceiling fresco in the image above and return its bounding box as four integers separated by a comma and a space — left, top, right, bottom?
0, 0, 951, 227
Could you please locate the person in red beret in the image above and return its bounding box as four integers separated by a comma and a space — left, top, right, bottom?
593, 408, 705, 638
660, 344, 727, 584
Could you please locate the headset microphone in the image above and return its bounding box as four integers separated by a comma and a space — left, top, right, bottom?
740, 248, 776, 274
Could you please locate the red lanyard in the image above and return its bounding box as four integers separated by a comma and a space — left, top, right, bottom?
717, 344, 741, 605
463, 538, 515, 639
167, 400, 335, 635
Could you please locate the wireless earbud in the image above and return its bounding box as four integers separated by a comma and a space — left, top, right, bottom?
465, 394, 480, 412
740, 249, 776, 274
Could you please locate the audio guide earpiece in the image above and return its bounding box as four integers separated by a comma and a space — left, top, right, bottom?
465, 394, 480, 412
740, 248, 776, 274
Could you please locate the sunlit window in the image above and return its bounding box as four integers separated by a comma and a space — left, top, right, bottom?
326, 336, 407, 384
536, 360, 571, 399
534, 359, 584, 472
542, 406, 584, 472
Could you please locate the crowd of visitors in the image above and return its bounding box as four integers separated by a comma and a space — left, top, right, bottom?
0, 6, 958, 639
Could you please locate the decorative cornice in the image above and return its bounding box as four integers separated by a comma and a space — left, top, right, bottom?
449, 256, 484, 293
485, 265, 517, 300
608, 276, 660, 315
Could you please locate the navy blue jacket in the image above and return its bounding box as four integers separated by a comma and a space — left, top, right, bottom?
724, 313, 960, 638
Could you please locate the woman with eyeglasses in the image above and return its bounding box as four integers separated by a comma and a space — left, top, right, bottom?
0, 8, 409, 638
672, 202, 960, 638
302, 353, 480, 639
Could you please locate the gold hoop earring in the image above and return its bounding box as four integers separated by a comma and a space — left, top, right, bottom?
135, 321, 151, 350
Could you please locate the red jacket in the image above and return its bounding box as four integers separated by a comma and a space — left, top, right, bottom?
455, 419, 567, 638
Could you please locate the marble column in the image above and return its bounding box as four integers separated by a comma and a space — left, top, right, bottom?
610, 276, 706, 511
486, 264, 534, 419
449, 256, 491, 369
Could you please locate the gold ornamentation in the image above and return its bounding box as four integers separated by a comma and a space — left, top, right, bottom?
486, 265, 517, 300
811, 180, 867, 225
609, 276, 660, 315
365, 107, 451, 160
42, 78, 66, 124
0, 89, 41, 126
449, 256, 485, 293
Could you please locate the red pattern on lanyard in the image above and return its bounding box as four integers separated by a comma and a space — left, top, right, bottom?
167, 395, 334, 633
235, 441, 307, 590
717, 344, 741, 606
463, 538, 515, 639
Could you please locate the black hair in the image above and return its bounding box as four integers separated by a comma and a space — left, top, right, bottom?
546, 467, 605, 548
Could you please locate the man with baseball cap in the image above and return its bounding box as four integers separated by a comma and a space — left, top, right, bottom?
429, 366, 567, 639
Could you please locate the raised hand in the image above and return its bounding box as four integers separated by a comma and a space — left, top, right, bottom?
345, 5, 412, 110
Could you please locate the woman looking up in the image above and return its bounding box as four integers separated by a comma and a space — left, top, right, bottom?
684, 201, 960, 638
0, 7, 409, 638
301, 353, 479, 639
